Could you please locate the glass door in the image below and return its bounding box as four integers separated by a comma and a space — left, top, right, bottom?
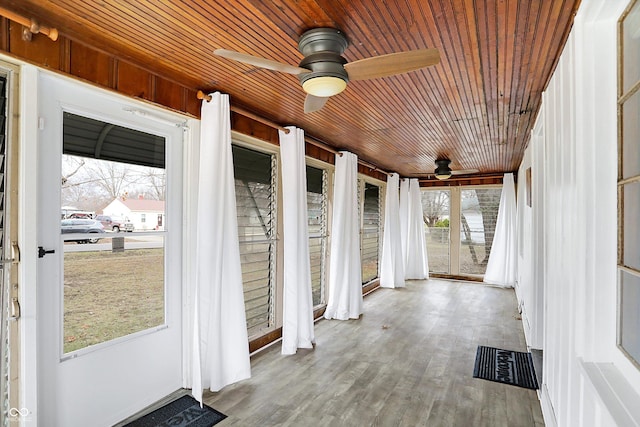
37, 73, 184, 426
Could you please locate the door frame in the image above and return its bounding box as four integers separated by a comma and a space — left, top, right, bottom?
19, 62, 40, 425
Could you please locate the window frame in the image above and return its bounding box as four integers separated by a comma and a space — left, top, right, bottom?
421, 188, 452, 274
458, 185, 502, 276
617, 0, 640, 370
360, 180, 382, 285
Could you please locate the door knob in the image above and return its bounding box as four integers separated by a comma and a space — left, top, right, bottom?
37, 246, 56, 258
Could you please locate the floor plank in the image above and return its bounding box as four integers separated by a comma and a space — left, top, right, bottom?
204, 279, 544, 426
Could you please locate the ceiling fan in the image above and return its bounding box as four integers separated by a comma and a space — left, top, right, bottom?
214, 28, 440, 113
424, 159, 479, 180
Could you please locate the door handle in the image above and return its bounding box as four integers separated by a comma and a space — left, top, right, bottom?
9, 297, 20, 320
38, 246, 56, 258
0, 242, 22, 266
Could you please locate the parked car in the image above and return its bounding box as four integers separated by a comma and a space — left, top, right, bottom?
95, 215, 134, 232
67, 211, 94, 219
61, 219, 105, 244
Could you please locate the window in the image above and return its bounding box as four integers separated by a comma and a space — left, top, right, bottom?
61, 112, 167, 353
459, 188, 501, 275
618, 0, 640, 368
361, 183, 381, 284
422, 189, 451, 274
232, 145, 277, 338
421, 186, 501, 277
307, 165, 327, 307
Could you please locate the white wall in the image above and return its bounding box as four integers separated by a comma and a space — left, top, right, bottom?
516, 1, 640, 426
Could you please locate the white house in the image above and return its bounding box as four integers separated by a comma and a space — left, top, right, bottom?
102, 197, 166, 231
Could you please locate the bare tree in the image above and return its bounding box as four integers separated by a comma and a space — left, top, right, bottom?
62, 182, 110, 212
421, 190, 450, 227
144, 169, 166, 200
85, 160, 134, 200
61, 157, 85, 186
62, 155, 166, 216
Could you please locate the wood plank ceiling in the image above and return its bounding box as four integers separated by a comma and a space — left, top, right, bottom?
5, 0, 581, 178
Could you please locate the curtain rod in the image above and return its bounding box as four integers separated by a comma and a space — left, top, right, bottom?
197, 90, 290, 134
0, 6, 58, 41
197, 90, 392, 175
304, 136, 342, 158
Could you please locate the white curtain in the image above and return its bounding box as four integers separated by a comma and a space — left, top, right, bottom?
324, 152, 363, 320
399, 178, 410, 267
192, 92, 251, 403
380, 173, 405, 288
278, 126, 315, 354
484, 173, 517, 287
405, 179, 429, 279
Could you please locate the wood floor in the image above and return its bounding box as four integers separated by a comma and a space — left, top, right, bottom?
204, 279, 544, 426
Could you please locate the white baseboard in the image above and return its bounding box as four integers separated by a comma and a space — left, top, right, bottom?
539, 383, 558, 427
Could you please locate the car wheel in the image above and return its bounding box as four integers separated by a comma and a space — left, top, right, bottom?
113, 226, 120, 233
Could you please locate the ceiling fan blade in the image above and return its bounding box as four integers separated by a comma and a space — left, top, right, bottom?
415, 168, 479, 177
214, 49, 311, 75
304, 94, 330, 113
451, 169, 480, 175
344, 48, 440, 81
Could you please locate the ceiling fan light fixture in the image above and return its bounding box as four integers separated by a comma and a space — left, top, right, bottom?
302, 75, 347, 97
435, 171, 452, 180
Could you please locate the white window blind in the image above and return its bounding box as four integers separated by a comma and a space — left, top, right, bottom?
307, 165, 327, 307
232, 145, 277, 337
361, 183, 381, 284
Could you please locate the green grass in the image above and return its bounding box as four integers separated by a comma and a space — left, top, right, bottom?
63, 248, 164, 353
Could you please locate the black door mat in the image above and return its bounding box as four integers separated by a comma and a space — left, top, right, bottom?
473, 345, 539, 390
123, 395, 226, 427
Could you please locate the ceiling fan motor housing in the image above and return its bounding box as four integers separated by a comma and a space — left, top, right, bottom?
434, 159, 452, 179
298, 28, 350, 88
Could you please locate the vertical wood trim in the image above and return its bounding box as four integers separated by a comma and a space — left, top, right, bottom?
449, 187, 461, 275
150, 74, 157, 103
109, 56, 117, 89
113, 58, 120, 91
60, 37, 70, 73
0, 18, 8, 52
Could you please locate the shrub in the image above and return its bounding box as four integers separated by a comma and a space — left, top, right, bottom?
435, 218, 450, 228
